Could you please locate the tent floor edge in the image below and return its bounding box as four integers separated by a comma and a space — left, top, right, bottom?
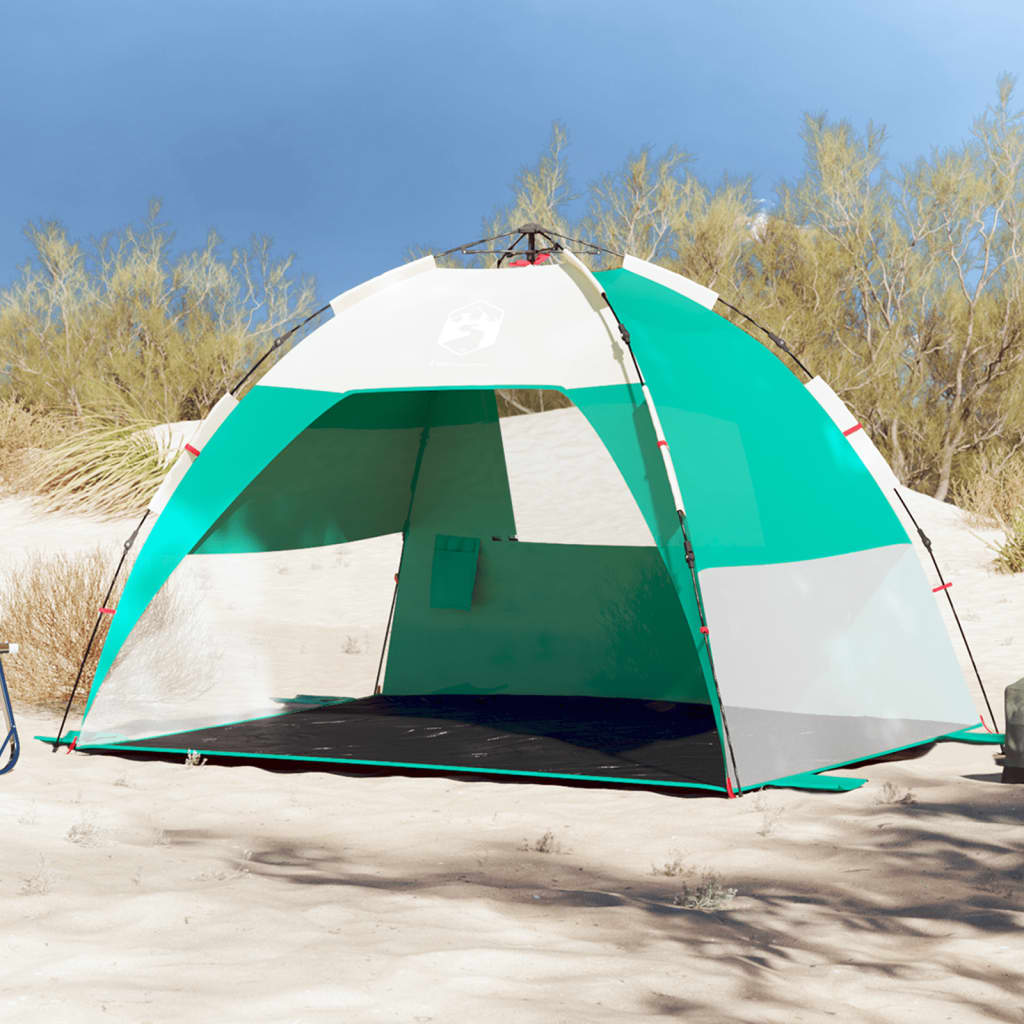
65, 742, 731, 793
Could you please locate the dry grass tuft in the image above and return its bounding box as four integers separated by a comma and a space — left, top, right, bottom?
0, 548, 121, 711
0, 401, 70, 495
994, 513, 1024, 574
25, 413, 168, 517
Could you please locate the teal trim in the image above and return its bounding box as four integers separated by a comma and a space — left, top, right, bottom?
35, 731, 78, 746
753, 772, 867, 792
72, 741, 729, 792
595, 269, 910, 570
941, 725, 1005, 745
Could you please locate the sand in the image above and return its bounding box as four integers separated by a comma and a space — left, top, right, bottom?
1, 407, 1022, 1022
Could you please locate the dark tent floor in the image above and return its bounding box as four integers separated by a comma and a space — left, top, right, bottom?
86, 695, 727, 790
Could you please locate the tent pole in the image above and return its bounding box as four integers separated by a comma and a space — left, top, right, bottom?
373, 406, 434, 696
52, 509, 150, 751
587, 278, 745, 796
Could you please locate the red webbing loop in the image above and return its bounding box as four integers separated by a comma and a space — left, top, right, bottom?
725, 778, 735, 799
932, 582, 952, 593
700, 626, 709, 635
99, 607, 115, 616
842, 423, 863, 437
184, 443, 201, 457
657, 439, 669, 448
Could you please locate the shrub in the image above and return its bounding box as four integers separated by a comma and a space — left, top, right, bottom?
994, 514, 1024, 574
0, 548, 121, 711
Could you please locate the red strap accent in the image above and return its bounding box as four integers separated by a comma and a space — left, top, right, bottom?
932, 582, 952, 593
700, 626, 709, 635
99, 607, 115, 616
842, 423, 862, 437
979, 716, 994, 734
69, 736, 78, 751
725, 777, 735, 799
657, 439, 669, 448
508, 253, 551, 267
185, 443, 201, 457
394, 573, 399, 583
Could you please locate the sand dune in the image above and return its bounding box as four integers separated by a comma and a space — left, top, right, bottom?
1, 407, 1022, 1022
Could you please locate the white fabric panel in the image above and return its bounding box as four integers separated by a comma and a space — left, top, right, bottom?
147, 393, 239, 515
80, 536, 402, 745
805, 376, 900, 492
621, 254, 718, 310
260, 263, 636, 394
699, 544, 976, 724
329, 255, 436, 316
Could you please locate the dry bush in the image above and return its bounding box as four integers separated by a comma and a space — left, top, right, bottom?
994, 515, 1024, 574
0, 401, 69, 495
954, 454, 1024, 573
0, 548, 120, 711
954, 453, 1024, 526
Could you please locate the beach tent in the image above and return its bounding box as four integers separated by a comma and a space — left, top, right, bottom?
59, 232, 981, 794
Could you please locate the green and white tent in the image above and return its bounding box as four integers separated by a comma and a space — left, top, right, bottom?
63, 237, 981, 794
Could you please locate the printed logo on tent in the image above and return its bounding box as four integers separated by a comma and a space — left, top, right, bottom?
437, 300, 504, 356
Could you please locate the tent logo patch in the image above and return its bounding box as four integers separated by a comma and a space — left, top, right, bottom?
437, 300, 504, 356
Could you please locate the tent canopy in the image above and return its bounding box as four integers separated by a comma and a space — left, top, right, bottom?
70, 248, 978, 793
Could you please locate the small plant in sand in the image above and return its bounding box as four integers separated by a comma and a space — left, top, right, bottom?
672, 869, 737, 912
65, 816, 98, 846
19, 856, 51, 896
875, 781, 916, 806
342, 634, 364, 655
651, 849, 688, 877
520, 830, 564, 854
184, 749, 207, 767
751, 792, 785, 836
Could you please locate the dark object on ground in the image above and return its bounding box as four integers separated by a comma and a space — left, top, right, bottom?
1000, 677, 1024, 783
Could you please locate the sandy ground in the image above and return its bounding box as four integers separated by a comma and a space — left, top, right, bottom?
1, 407, 1023, 1022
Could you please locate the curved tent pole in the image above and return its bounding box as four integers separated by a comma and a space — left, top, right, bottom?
555, 247, 745, 796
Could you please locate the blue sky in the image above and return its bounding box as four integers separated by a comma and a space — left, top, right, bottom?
2, 0, 1023, 298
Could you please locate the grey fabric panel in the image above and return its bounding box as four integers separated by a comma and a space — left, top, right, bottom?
724, 706, 970, 787
698, 544, 977, 725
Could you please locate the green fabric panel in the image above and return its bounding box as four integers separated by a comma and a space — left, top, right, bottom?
595, 268, 909, 569
193, 391, 431, 554
566, 383, 720, 710
82, 386, 346, 716
382, 388, 709, 702
429, 535, 481, 610
385, 539, 710, 701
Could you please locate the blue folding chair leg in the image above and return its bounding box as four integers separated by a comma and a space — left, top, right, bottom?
0, 644, 20, 775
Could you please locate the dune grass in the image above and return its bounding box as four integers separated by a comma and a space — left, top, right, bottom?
24, 412, 170, 517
